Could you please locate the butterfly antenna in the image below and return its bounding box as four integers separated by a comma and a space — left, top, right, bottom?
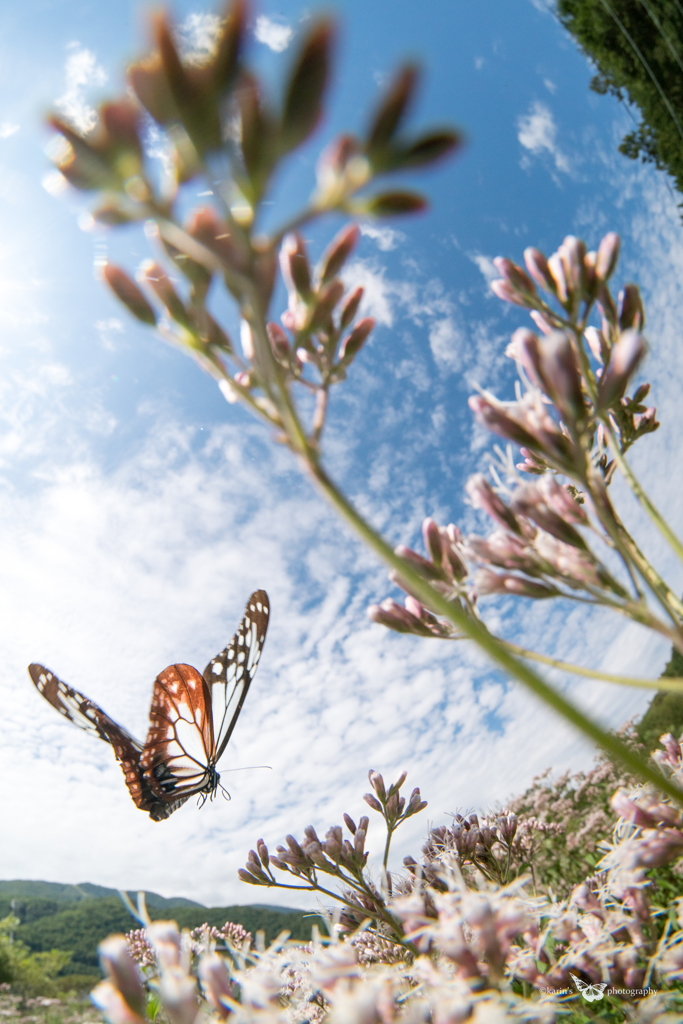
220, 765, 273, 773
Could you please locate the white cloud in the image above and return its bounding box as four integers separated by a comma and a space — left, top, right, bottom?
254, 15, 293, 53
179, 13, 223, 61
0, 123, 19, 139
342, 259, 395, 326
469, 253, 499, 289
1, 409, 656, 907
360, 224, 405, 252
517, 100, 570, 175
544, 78, 557, 94
55, 44, 107, 134
429, 317, 463, 372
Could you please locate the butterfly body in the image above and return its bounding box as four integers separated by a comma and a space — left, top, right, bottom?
29, 590, 269, 821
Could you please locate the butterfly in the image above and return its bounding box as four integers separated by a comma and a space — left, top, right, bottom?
570, 974, 608, 1002
29, 590, 269, 821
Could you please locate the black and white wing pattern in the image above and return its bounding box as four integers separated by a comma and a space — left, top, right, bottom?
28, 663, 173, 819
202, 589, 270, 762
28, 589, 270, 822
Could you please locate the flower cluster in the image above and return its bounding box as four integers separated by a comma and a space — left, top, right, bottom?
47, 0, 459, 453
370, 230, 683, 681
92, 754, 683, 1024
126, 922, 252, 970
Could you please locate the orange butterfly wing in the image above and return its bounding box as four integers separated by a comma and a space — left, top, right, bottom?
140, 664, 217, 807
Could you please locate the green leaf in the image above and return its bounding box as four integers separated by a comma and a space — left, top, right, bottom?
281, 19, 335, 152
399, 129, 463, 169
366, 65, 419, 153
363, 191, 427, 216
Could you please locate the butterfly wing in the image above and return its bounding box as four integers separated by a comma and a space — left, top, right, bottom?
141, 664, 217, 806
28, 663, 166, 819
203, 589, 270, 761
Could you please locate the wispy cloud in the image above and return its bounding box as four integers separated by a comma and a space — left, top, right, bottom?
55, 44, 107, 133
428, 316, 463, 372
360, 224, 406, 252
178, 13, 223, 61
254, 15, 293, 53
517, 100, 570, 175
0, 123, 19, 139
2, 407, 653, 906
469, 253, 499, 289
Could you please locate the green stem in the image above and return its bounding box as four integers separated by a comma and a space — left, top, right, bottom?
383, 827, 394, 871
588, 466, 683, 632
504, 641, 683, 693
305, 458, 683, 804
606, 427, 683, 589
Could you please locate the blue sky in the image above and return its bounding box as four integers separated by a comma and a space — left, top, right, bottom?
2, 0, 683, 908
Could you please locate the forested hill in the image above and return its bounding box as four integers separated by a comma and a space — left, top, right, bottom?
0, 878, 203, 909
0, 882, 314, 977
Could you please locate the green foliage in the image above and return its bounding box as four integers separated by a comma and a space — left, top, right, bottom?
10, 897, 313, 975
636, 644, 683, 750
0, 915, 72, 998
557, 0, 683, 198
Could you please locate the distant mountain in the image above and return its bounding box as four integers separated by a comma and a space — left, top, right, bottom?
0, 881, 316, 977
0, 879, 204, 909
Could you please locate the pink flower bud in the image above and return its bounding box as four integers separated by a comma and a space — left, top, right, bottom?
465, 473, 521, 535
239, 320, 254, 360
547, 252, 568, 304
198, 954, 233, 1019
404, 595, 425, 619
524, 247, 555, 292
422, 517, 443, 567
618, 283, 645, 330
186, 207, 247, 273
340, 286, 364, 329
103, 264, 157, 326
339, 317, 374, 361
598, 330, 646, 408
279, 233, 312, 297
493, 257, 536, 297
138, 261, 189, 327
147, 922, 182, 970
535, 331, 586, 424
595, 232, 620, 282
367, 598, 430, 635
363, 792, 383, 812
98, 937, 146, 1018
584, 326, 605, 364
558, 235, 585, 297
468, 395, 537, 449
91, 981, 146, 1024
266, 322, 289, 358
319, 224, 360, 284
395, 543, 444, 580
490, 279, 528, 307
529, 310, 555, 335
158, 967, 199, 1024
474, 569, 559, 599
309, 279, 344, 330
369, 770, 386, 800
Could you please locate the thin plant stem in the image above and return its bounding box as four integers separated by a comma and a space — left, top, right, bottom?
305, 457, 683, 804
587, 466, 683, 632
504, 641, 683, 693
605, 419, 683, 581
